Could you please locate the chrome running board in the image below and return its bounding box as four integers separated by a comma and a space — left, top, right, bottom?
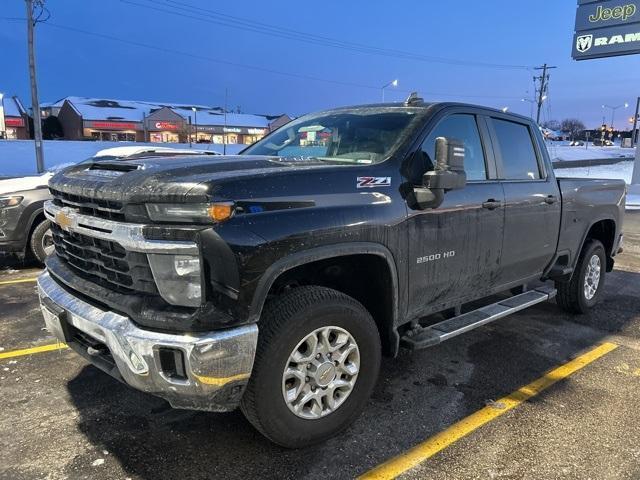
401, 286, 557, 350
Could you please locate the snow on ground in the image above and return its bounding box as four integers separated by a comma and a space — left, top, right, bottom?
554, 160, 633, 183
546, 141, 635, 162
0, 140, 245, 177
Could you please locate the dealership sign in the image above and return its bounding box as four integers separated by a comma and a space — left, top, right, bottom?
573, 0, 640, 60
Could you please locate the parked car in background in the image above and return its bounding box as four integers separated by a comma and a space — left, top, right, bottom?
0, 146, 219, 263
592, 138, 614, 147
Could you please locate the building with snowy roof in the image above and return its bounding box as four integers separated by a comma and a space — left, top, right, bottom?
52, 96, 290, 144
0, 94, 30, 140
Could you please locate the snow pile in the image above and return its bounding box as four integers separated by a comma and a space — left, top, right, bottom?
554, 161, 633, 183
547, 143, 635, 162
0, 140, 244, 177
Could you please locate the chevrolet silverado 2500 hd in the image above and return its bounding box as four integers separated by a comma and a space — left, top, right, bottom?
38, 97, 625, 447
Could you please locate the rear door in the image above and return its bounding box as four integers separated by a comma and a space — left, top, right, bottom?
487, 115, 561, 287
405, 111, 505, 319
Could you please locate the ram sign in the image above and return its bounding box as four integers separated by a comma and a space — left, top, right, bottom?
572, 0, 640, 60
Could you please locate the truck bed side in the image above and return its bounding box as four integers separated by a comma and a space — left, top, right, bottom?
556, 177, 625, 270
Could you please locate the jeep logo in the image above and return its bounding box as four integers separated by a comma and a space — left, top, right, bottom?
589, 4, 637, 23
576, 34, 593, 52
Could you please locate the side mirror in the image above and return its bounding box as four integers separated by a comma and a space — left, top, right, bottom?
407, 137, 466, 210
423, 137, 466, 191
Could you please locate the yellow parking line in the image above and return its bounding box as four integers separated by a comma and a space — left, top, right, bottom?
0, 343, 68, 360
0, 277, 38, 286
359, 342, 619, 480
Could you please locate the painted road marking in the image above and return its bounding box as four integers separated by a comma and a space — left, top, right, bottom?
0, 277, 38, 286
359, 342, 619, 480
0, 343, 68, 360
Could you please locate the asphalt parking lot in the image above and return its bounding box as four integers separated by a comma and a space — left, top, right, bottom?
1, 213, 640, 480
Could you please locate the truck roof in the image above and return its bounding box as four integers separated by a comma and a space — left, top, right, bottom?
324, 101, 536, 124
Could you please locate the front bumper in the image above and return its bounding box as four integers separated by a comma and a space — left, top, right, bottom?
37, 271, 258, 411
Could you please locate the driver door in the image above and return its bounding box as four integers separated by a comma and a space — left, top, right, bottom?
405, 112, 505, 319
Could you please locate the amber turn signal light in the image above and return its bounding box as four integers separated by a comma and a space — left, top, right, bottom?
207, 202, 235, 222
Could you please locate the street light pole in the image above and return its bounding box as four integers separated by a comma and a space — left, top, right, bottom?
191, 107, 197, 147
602, 102, 629, 131
521, 98, 536, 119
381, 79, 398, 102
632, 97, 640, 148
25, 0, 45, 173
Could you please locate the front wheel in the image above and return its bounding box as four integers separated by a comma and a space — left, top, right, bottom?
555, 239, 606, 314
240, 286, 381, 448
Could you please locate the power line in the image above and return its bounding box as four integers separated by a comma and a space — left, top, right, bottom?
118, 0, 533, 71
0, 18, 525, 101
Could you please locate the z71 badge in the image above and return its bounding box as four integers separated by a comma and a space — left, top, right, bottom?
357, 177, 391, 188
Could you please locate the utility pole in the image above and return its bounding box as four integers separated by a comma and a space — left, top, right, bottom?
633, 96, 640, 185
223, 88, 228, 155
534, 64, 556, 125
632, 96, 640, 148
25, 0, 46, 173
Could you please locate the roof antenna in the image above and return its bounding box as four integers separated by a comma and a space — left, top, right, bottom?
404, 92, 423, 106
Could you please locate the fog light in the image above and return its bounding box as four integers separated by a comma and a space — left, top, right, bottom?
129, 351, 148, 374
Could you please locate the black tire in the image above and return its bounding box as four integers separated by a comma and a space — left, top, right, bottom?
30, 219, 53, 264
555, 239, 606, 314
240, 286, 381, 448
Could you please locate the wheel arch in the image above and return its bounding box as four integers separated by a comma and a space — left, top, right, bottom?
580, 218, 617, 272
249, 243, 401, 356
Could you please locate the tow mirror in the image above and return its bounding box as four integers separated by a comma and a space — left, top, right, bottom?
407, 137, 467, 210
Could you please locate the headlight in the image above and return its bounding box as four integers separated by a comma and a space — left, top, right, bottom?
0, 196, 23, 208
146, 202, 234, 223
147, 254, 202, 307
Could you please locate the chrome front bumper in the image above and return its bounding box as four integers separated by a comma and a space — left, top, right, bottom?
37, 271, 258, 412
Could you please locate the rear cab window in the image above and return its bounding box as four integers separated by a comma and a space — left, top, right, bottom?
491, 118, 542, 180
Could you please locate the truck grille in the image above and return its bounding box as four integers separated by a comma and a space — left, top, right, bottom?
51, 223, 157, 295
50, 188, 125, 221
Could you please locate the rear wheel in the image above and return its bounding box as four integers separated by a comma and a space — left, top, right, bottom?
555, 239, 606, 314
240, 286, 381, 448
30, 219, 54, 264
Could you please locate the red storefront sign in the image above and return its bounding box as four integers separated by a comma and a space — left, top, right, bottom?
5, 117, 24, 127
89, 121, 138, 130
154, 121, 180, 130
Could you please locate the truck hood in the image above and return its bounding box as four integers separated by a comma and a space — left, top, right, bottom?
48, 154, 345, 203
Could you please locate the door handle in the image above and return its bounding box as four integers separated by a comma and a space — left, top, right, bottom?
544, 195, 558, 205
482, 199, 502, 210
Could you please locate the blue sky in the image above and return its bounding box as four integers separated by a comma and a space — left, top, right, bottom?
2, 0, 639, 128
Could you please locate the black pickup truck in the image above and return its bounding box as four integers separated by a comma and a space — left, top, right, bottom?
38, 97, 625, 447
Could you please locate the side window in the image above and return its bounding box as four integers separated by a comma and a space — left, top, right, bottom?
414, 114, 487, 183
491, 119, 541, 180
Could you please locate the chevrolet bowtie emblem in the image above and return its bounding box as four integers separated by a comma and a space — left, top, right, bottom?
55, 210, 73, 231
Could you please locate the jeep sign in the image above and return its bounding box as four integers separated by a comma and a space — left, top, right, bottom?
573, 0, 640, 60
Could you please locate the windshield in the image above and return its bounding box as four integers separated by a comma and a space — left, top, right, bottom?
243, 108, 421, 164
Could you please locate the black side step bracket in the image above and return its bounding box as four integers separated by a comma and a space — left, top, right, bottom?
401, 286, 557, 351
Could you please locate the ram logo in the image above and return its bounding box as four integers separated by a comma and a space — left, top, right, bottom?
576, 34, 593, 53
357, 176, 391, 188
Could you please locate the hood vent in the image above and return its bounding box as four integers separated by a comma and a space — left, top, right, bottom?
84, 162, 141, 177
